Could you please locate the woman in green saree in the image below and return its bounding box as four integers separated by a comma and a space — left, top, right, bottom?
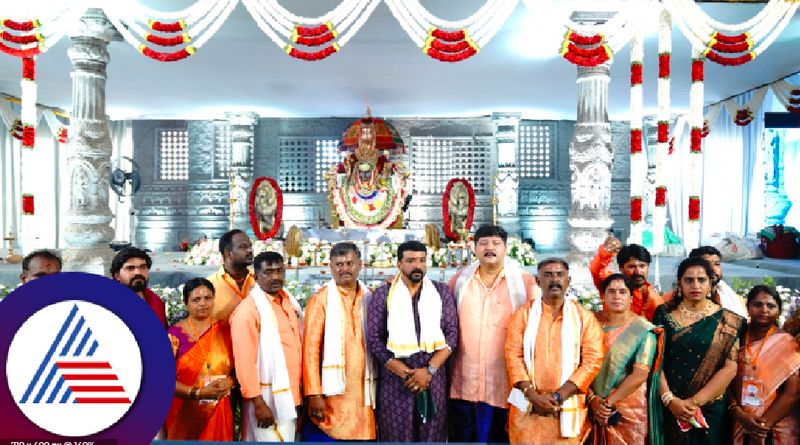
589, 273, 664, 445
653, 257, 745, 445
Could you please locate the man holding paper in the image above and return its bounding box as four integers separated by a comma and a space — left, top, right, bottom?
505, 258, 604, 444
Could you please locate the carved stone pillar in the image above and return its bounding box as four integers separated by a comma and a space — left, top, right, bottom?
492, 112, 522, 237
62, 9, 120, 274
764, 131, 792, 225
224, 112, 258, 233
567, 64, 614, 265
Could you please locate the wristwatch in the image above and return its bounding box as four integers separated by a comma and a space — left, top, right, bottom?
427, 364, 438, 375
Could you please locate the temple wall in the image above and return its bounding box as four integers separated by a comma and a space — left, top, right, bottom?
132, 116, 631, 252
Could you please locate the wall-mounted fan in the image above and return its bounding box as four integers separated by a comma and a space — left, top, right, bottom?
110, 156, 141, 202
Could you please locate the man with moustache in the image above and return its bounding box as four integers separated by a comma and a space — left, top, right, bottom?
366, 240, 459, 442
20, 249, 62, 283
111, 247, 167, 327
505, 258, 604, 444
208, 229, 255, 323
589, 235, 662, 321
231, 251, 304, 441
662, 246, 747, 317
302, 242, 376, 441
447, 225, 540, 443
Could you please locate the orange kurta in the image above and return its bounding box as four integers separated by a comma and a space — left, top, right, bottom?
302, 284, 376, 440
505, 299, 604, 444
230, 289, 303, 406
208, 267, 255, 323
589, 245, 662, 321
733, 332, 800, 445
448, 267, 539, 408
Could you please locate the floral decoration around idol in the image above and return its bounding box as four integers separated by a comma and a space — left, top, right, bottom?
249, 176, 283, 240
442, 178, 475, 242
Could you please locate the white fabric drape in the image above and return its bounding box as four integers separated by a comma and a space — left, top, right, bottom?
108, 120, 134, 243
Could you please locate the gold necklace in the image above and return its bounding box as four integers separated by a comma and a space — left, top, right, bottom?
186, 318, 213, 376
678, 299, 709, 324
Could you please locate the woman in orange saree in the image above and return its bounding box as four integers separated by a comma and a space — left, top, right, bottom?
731, 285, 800, 445
165, 277, 235, 440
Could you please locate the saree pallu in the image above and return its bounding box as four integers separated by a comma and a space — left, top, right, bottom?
590, 316, 664, 445
732, 332, 800, 445
652, 307, 744, 445
165, 321, 234, 441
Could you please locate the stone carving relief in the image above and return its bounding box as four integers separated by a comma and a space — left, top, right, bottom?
495, 171, 518, 217
570, 162, 611, 211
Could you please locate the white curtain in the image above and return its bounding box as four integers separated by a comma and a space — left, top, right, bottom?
0, 102, 20, 252
108, 120, 134, 243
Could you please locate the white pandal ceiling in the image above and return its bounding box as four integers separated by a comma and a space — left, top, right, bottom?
0, 1, 799, 120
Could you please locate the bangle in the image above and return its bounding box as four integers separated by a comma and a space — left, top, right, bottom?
661, 391, 675, 407
190, 387, 199, 399
586, 394, 596, 405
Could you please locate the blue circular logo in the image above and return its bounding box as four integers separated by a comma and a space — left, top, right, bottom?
0, 272, 175, 444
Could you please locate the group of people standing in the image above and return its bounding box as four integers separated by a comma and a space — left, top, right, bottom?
14, 224, 800, 444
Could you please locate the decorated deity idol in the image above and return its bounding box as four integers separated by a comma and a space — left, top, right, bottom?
326, 110, 408, 228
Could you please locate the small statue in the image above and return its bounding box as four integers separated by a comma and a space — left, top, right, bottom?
254, 180, 278, 235
448, 182, 470, 236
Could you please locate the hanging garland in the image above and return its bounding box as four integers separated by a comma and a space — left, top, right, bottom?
721, 86, 768, 127
685, 50, 704, 250
22, 193, 35, 215
560, 31, 612, 67
652, 8, 672, 255
771, 80, 800, 114
629, 20, 645, 243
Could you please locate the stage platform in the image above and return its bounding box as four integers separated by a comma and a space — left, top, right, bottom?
1, 251, 798, 293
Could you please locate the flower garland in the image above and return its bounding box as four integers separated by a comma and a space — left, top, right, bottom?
560, 31, 612, 67
722, 86, 768, 127
685, 50, 704, 250
385, 0, 516, 62
22, 193, 34, 215
652, 8, 672, 255
664, 0, 799, 67
770, 80, 800, 114
248, 176, 284, 240
629, 20, 645, 244
441, 178, 476, 241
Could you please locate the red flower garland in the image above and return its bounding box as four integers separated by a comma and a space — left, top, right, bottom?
562, 50, 609, 67
295, 22, 333, 37
294, 32, 335, 46
22, 56, 34, 80
631, 197, 643, 223
430, 39, 470, 53
630, 129, 643, 154
688, 196, 701, 221
426, 45, 477, 62
22, 194, 34, 215
57, 126, 68, 144
562, 42, 608, 58
669, 137, 675, 155
691, 59, 704, 82
139, 45, 195, 62
655, 186, 667, 207
442, 178, 476, 241
712, 31, 748, 45
657, 121, 669, 143
9, 119, 23, 140
704, 50, 755, 66
145, 33, 190, 46
286, 43, 339, 61
567, 31, 603, 46
630, 62, 643, 85
789, 98, 800, 105
690, 127, 702, 153
701, 119, 710, 138
248, 176, 284, 240
1, 31, 41, 44
658, 53, 670, 78
710, 40, 752, 54
148, 20, 185, 32
0, 42, 41, 58
431, 28, 465, 42
22, 125, 34, 148
735, 109, 754, 126
3, 19, 39, 31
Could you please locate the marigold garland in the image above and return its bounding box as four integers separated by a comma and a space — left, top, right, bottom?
691, 59, 704, 82
688, 196, 701, 221
562, 50, 610, 67
22, 56, 34, 79
442, 178, 475, 241
294, 32, 335, 46
657, 121, 669, 143
567, 31, 604, 46
430, 39, 470, 53
0, 42, 41, 58
57, 126, 68, 144
249, 176, 283, 240
735, 108, 754, 126
712, 31, 749, 45
431, 28, 465, 42
630, 62, 643, 85
690, 127, 702, 153
1, 31, 42, 44
296, 22, 333, 37
658, 53, 671, 78
22, 125, 34, 148
710, 39, 752, 53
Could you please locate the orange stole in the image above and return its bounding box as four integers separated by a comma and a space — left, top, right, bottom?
733, 332, 800, 445
165, 322, 234, 441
